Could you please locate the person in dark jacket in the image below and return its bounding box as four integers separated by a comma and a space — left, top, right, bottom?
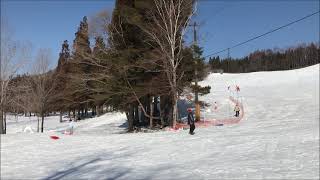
187, 108, 195, 135
234, 103, 240, 117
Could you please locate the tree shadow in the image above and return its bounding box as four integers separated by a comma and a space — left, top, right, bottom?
118, 121, 128, 128
43, 151, 134, 180
43, 158, 102, 180
42, 148, 182, 180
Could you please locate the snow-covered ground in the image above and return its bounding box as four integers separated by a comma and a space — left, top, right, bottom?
1, 64, 319, 179
4, 112, 127, 135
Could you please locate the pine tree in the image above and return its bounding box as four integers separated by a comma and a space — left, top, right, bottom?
69, 16, 93, 119
189, 45, 211, 104
52, 40, 71, 121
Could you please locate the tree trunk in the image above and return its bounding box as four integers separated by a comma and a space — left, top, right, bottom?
154, 97, 160, 116
159, 96, 164, 128
59, 111, 63, 123
169, 107, 173, 124
160, 110, 164, 128
85, 108, 88, 117
73, 109, 76, 120
172, 72, 178, 128
91, 107, 95, 117
150, 97, 153, 128
172, 95, 178, 128
127, 104, 134, 132
138, 105, 142, 125
37, 116, 40, 132
0, 109, 5, 134
4, 112, 7, 134
146, 96, 150, 126
41, 113, 44, 133
134, 103, 139, 126
68, 111, 71, 121
96, 106, 100, 117
141, 97, 147, 124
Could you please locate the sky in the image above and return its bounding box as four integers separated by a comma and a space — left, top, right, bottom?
1, 0, 319, 66
194, 0, 319, 59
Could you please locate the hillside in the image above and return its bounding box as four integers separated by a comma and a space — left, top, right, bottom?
1, 64, 319, 179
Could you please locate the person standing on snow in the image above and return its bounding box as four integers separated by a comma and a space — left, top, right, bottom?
234, 103, 240, 117
68, 119, 74, 134
214, 101, 218, 110
187, 108, 195, 135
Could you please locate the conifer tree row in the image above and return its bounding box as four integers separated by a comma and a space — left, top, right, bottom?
208, 43, 319, 73
51, 0, 210, 131
3, 0, 210, 133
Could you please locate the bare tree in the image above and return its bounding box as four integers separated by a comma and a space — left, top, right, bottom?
138, 0, 195, 127
0, 19, 31, 134
7, 74, 31, 118
28, 48, 56, 133
89, 9, 111, 41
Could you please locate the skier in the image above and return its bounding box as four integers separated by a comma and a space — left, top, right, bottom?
68, 119, 74, 135
236, 85, 240, 92
187, 108, 195, 135
214, 101, 218, 110
234, 103, 240, 117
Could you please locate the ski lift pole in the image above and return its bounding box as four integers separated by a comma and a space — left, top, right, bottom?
228, 100, 230, 118
227, 88, 230, 117
203, 108, 205, 124
236, 85, 240, 103
195, 74, 200, 122
189, 21, 201, 122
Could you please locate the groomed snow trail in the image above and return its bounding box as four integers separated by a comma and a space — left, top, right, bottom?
1, 64, 319, 180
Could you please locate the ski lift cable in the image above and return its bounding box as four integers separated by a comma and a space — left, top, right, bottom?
204, 11, 320, 58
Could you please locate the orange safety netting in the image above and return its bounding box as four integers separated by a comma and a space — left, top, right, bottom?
171, 96, 244, 131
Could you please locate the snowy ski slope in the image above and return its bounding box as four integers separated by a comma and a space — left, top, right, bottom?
1, 64, 319, 179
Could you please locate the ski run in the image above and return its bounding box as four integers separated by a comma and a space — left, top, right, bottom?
1, 64, 319, 179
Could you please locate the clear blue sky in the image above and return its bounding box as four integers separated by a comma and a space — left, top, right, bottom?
1, 0, 319, 65
1, 0, 115, 66
194, 0, 319, 59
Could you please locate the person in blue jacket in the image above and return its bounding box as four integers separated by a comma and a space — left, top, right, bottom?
187, 108, 195, 135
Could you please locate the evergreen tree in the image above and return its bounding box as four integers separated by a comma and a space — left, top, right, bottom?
208, 43, 319, 73
69, 16, 93, 119
52, 40, 71, 120
189, 45, 211, 102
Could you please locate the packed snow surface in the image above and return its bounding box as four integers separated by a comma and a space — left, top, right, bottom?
1, 64, 319, 179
